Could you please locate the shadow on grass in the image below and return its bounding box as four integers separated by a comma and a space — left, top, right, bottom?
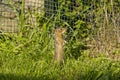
0, 71, 120, 80
0, 73, 50, 80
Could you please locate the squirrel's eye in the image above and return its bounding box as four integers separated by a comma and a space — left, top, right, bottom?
58, 29, 61, 31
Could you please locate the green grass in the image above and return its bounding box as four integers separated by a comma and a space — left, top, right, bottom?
0, 27, 120, 80
0, 1, 120, 80
0, 51, 120, 80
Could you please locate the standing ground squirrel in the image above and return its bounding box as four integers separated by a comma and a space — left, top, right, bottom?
54, 28, 66, 63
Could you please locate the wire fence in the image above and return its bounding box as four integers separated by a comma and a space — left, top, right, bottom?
0, 0, 44, 32
0, 0, 120, 57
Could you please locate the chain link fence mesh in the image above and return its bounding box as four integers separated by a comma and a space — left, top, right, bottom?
0, 0, 44, 32
0, 0, 120, 57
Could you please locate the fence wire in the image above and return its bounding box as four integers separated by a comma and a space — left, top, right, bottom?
0, 0, 44, 32
0, 0, 120, 57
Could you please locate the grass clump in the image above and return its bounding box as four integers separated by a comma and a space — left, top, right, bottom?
0, 0, 120, 80
0, 20, 120, 80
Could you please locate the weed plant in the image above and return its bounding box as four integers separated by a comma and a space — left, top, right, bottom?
0, 0, 120, 80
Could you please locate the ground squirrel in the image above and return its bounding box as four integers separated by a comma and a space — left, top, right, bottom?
54, 28, 66, 63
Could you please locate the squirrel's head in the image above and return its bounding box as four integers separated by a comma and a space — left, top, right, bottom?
55, 28, 66, 35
